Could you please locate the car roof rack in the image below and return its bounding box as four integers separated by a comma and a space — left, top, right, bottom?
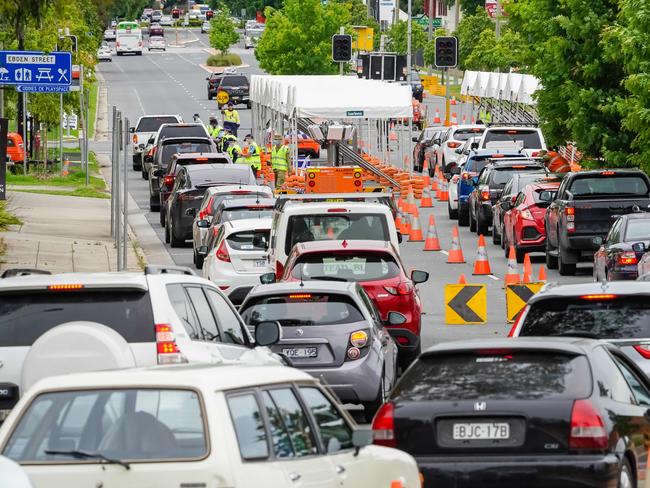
144, 265, 196, 276
1, 268, 52, 278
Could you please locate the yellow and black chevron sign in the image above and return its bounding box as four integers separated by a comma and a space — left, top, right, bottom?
505, 282, 544, 322
445, 284, 487, 325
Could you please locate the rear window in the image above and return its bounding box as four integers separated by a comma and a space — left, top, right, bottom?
291, 252, 400, 282
532, 186, 559, 203
227, 229, 270, 251
220, 76, 249, 87
220, 208, 273, 223
568, 176, 649, 198
240, 293, 364, 327
3, 388, 207, 462
484, 129, 542, 148
177, 157, 230, 166
161, 142, 211, 166
285, 214, 390, 255
189, 167, 255, 186
0, 291, 155, 346
453, 128, 484, 141
159, 126, 207, 139
490, 167, 544, 186
394, 351, 591, 401
136, 116, 178, 133
521, 296, 650, 339
625, 220, 650, 241
464, 158, 490, 173
209, 193, 266, 214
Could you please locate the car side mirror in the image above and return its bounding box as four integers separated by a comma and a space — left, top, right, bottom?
471, 142, 479, 150
412, 136, 419, 143
411, 270, 429, 284
255, 320, 281, 346
144, 154, 154, 164
387, 311, 407, 326
148, 137, 154, 144
455, 148, 463, 154
206, 77, 210, 80
539, 190, 555, 202
197, 245, 208, 256
260, 272, 276, 284
129, 127, 135, 133
185, 208, 197, 217
197, 219, 210, 228
633, 242, 646, 253
352, 427, 373, 455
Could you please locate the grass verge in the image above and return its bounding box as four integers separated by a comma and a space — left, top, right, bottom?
206, 53, 242, 67
0, 202, 22, 230
7, 171, 106, 190
14, 188, 110, 199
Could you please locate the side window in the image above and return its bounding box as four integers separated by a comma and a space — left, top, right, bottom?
606, 219, 622, 244
611, 354, 650, 406
175, 172, 185, 191
592, 347, 636, 404
514, 192, 526, 207
478, 168, 490, 185
227, 393, 269, 460
166, 284, 202, 339
502, 180, 513, 196
299, 387, 353, 454
357, 286, 381, 325
262, 388, 318, 458
556, 177, 570, 200
205, 287, 248, 345
186, 287, 221, 341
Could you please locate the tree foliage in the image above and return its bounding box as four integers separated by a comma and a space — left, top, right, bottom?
107, 0, 150, 20
464, 28, 523, 72
210, 7, 239, 54
256, 0, 351, 75
385, 20, 428, 55
454, 9, 492, 70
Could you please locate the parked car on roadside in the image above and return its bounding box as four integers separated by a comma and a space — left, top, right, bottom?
201, 20, 211, 33
97, 43, 113, 62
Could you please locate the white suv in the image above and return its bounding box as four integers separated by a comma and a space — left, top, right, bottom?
437, 124, 485, 175
0, 363, 420, 488
477, 125, 547, 157
0, 266, 278, 420
129, 114, 182, 171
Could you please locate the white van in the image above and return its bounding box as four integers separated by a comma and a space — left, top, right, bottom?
268, 201, 400, 278
116, 26, 143, 56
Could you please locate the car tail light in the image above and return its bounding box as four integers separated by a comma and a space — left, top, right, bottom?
372, 402, 396, 447
633, 344, 650, 359
531, 151, 540, 157
156, 324, 187, 364
218, 285, 230, 291
48, 284, 84, 291
461, 172, 472, 180
350, 330, 368, 348
216, 240, 231, 262
581, 294, 617, 300
481, 189, 490, 201
601, 171, 615, 176
275, 260, 284, 279
163, 175, 174, 187
133, 135, 138, 144
565, 207, 575, 232
508, 305, 529, 337
327, 208, 348, 213
384, 282, 413, 295
618, 252, 637, 265
447, 141, 461, 149
569, 399, 608, 450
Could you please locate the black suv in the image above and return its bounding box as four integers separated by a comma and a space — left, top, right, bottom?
468, 158, 546, 235
142, 123, 210, 179
165, 164, 257, 247
148, 137, 216, 212
206, 72, 250, 108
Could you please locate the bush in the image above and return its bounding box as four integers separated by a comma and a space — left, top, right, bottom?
206, 53, 243, 67
188, 19, 203, 27
0, 202, 21, 231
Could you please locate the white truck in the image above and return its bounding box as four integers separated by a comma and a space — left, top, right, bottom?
115, 26, 143, 56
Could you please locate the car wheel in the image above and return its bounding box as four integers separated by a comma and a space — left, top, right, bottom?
469, 205, 477, 232
476, 213, 489, 236
164, 219, 170, 243
159, 206, 166, 226
448, 200, 458, 220
363, 371, 386, 423
618, 459, 633, 488
545, 233, 558, 270
149, 196, 160, 212
492, 221, 501, 245
558, 245, 577, 276
458, 205, 469, 227
170, 216, 184, 248
515, 243, 526, 264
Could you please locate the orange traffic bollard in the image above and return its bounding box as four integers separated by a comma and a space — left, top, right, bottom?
447, 226, 465, 263
473, 234, 492, 275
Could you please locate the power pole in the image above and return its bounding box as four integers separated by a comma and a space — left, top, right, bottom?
427, 0, 433, 76
495, 0, 502, 39
407, 0, 412, 84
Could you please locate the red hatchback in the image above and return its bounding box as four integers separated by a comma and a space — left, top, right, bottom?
280, 240, 428, 369
503, 180, 561, 262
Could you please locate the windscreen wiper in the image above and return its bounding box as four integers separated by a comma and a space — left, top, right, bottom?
44, 449, 131, 470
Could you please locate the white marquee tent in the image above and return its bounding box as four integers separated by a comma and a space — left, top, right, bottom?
460, 70, 541, 105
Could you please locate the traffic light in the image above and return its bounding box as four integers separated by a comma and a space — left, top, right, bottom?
435, 36, 458, 68
332, 34, 352, 62
171, 8, 180, 19
205, 10, 214, 19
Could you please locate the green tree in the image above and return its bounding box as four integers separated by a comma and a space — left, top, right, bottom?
107, 0, 150, 20
256, 0, 351, 75
464, 28, 522, 72
210, 7, 240, 55
385, 20, 428, 55
455, 9, 492, 70
460, 0, 484, 15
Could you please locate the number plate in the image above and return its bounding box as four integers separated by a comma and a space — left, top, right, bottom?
452, 422, 510, 440
282, 347, 318, 358
254, 260, 267, 268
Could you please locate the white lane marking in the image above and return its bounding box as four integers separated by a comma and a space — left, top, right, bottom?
133, 88, 146, 114
487, 274, 500, 281
441, 250, 449, 256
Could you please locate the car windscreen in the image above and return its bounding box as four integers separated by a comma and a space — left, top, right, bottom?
227, 229, 270, 251
3, 388, 207, 462
285, 214, 390, 255
625, 220, 650, 241
291, 252, 401, 282
453, 128, 485, 141
484, 129, 542, 148
161, 143, 212, 167
490, 167, 544, 186
136, 116, 178, 132
520, 296, 650, 339
219, 76, 249, 88
0, 291, 155, 346
240, 293, 364, 327
220, 208, 273, 223
393, 351, 591, 401
189, 167, 255, 186
568, 175, 649, 198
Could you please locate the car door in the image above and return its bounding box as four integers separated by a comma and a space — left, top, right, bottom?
595, 219, 621, 279
506, 192, 526, 245
546, 177, 568, 247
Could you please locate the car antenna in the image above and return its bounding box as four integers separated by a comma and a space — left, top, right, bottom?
299, 264, 305, 288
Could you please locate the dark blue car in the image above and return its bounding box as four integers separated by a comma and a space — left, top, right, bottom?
456, 150, 523, 226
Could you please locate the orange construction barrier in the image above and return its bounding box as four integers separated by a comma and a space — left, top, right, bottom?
472, 234, 492, 275
505, 246, 521, 285
409, 213, 424, 242
447, 226, 465, 263
522, 254, 533, 283
423, 215, 441, 251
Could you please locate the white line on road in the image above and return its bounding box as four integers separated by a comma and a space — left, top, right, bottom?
133, 88, 146, 115
488, 274, 500, 281
440, 250, 449, 256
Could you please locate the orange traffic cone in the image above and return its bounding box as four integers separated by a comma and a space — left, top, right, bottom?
431, 172, 439, 192
423, 215, 441, 251
451, 112, 458, 125
505, 246, 521, 285
451, 97, 458, 106
420, 185, 434, 208
433, 108, 441, 124
406, 186, 418, 214
447, 226, 466, 263
395, 206, 404, 234
402, 209, 412, 236
422, 170, 431, 188
538, 265, 547, 282
439, 178, 449, 202
473, 235, 492, 275
422, 157, 430, 177
458, 274, 467, 285
523, 254, 533, 283
409, 213, 424, 242
435, 173, 443, 199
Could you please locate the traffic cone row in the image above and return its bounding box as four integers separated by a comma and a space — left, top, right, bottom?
522, 254, 533, 283
420, 185, 434, 208
423, 215, 441, 251
505, 246, 520, 285
447, 226, 465, 263
472, 235, 492, 275
439, 178, 449, 202
433, 108, 441, 124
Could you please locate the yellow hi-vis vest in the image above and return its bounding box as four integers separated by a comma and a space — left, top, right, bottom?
245, 142, 261, 170
271, 145, 289, 171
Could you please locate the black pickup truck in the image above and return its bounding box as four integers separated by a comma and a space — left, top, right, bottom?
544, 169, 650, 275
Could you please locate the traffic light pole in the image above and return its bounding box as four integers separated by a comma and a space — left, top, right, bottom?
445, 67, 450, 126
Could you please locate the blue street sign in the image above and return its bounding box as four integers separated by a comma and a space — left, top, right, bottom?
0, 51, 72, 86
16, 85, 70, 93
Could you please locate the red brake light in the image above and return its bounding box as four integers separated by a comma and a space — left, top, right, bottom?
618, 252, 638, 266
289, 294, 312, 299
633, 344, 650, 359
601, 171, 615, 176
511, 165, 527, 169
372, 402, 396, 447
216, 240, 231, 262
276, 260, 284, 279
447, 142, 461, 148
507, 130, 519, 134
327, 208, 348, 213
531, 151, 540, 157
47, 284, 84, 291
230, 190, 252, 195
569, 399, 607, 450
384, 282, 413, 295
481, 190, 491, 201
491, 154, 505, 158
580, 294, 617, 300
155, 324, 186, 364
195, 157, 208, 161
163, 175, 174, 187
566, 207, 575, 216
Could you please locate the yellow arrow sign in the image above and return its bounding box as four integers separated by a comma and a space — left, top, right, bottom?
445, 284, 487, 325
505, 282, 544, 322
216, 90, 230, 105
